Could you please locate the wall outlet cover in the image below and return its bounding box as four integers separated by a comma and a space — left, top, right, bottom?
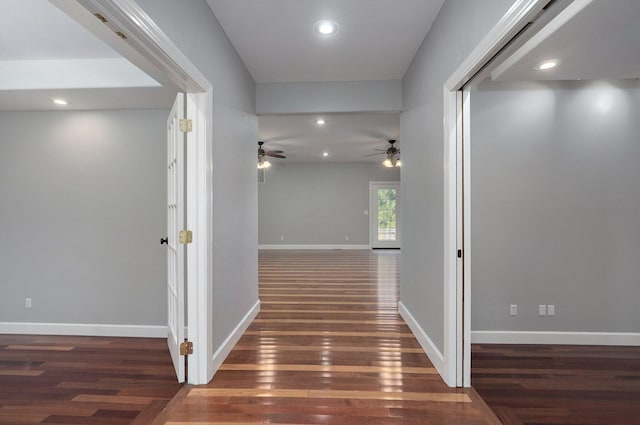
547, 304, 555, 316
510, 304, 518, 316
538, 304, 547, 316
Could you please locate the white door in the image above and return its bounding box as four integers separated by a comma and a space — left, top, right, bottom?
370, 182, 401, 249
166, 94, 186, 383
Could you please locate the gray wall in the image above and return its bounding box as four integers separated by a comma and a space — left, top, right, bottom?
134, 0, 259, 350
400, 0, 516, 352
471, 79, 640, 332
256, 81, 402, 114
0, 109, 167, 325
258, 162, 400, 246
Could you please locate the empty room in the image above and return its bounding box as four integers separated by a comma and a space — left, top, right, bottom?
1, 1, 638, 424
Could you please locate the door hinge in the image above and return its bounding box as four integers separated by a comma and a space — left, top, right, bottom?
179, 230, 193, 244
179, 118, 192, 133
179, 340, 193, 356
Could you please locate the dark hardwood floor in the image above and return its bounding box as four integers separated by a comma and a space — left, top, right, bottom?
472, 343, 640, 425
158, 249, 497, 424
0, 335, 182, 424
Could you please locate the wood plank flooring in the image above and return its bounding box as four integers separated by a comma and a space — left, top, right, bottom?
472, 343, 640, 425
159, 249, 496, 425
0, 335, 182, 424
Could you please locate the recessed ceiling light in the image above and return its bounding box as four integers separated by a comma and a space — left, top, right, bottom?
537, 60, 558, 70
51, 98, 69, 106
323, 152, 329, 157
316, 118, 326, 125
314, 20, 339, 35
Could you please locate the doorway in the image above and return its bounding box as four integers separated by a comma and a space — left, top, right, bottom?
370, 182, 401, 249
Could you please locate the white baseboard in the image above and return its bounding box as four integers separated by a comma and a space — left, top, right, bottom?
0, 322, 166, 338
398, 301, 446, 377
210, 300, 260, 374
472, 330, 640, 346
259, 244, 370, 250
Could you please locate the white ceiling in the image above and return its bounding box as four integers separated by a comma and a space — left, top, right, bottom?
207, 0, 445, 83
258, 113, 399, 162
0, 1, 119, 60
492, 0, 640, 82
0, 0, 175, 111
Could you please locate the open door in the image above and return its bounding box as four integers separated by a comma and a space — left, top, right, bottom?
166, 93, 186, 383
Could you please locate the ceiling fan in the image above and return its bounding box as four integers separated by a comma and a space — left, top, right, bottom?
257, 141, 286, 169
364, 139, 401, 167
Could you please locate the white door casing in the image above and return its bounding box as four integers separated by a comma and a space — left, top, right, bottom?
442, 0, 550, 387
370, 182, 401, 249
55, 0, 215, 385
167, 93, 186, 383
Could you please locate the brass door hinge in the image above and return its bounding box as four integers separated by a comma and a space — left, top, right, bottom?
180, 340, 193, 356
179, 230, 193, 244
179, 118, 192, 133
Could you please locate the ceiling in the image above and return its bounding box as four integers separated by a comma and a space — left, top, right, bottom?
492, 0, 640, 82
8, 1, 637, 161
258, 113, 399, 163
0, 0, 175, 111
208, 0, 437, 162
0, 1, 118, 60
207, 0, 445, 83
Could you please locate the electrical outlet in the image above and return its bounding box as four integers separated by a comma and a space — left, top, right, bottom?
345, 236, 349, 241
25, 298, 32, 308
538, 304, 547, 316
547, 304, 555, 316
280, 235, 284, 241
510, 304, 518, 316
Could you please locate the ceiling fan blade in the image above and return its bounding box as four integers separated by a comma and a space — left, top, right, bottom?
267, 153, 286, 158
362, 152, 385, 157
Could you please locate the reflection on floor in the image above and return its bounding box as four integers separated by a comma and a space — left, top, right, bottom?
159, 249, 496, 424
0, 335, 182, 425
472, 343, 640, 425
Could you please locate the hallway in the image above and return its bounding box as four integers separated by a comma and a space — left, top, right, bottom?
160, 250, 495, 424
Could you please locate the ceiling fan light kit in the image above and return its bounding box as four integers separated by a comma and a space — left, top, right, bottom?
257, 141, 285, 169
366, 139, 401, 167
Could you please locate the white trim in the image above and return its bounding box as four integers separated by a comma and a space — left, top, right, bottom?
68, 0, 215, 385
491, 0, 594, 81
210, 301, 260, 372
461, 88, 472, 387
73, 0, 209, 92
186, 91, 214, 384
472, 331, 640, 346
259, 244, 371, 250
398, 302, 445, 376
444, 0, 548, 92
442, 0, 549, 388
0, 322, 166, 338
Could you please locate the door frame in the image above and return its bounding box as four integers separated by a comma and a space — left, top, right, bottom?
441, 0, 549, 387
369, 181, 401, 249
56, 0, 215, 385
